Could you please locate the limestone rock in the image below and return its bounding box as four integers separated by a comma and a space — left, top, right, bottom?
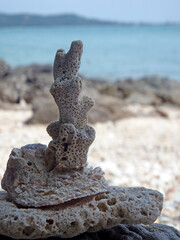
1, 144, 108, 207
0, 186, 163, 239
46, 123, 95, 170
45, 40, 95, 171
53, 41, 82, 81
50, 41, 94, 129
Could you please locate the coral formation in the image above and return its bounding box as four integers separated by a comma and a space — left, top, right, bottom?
1, 41, 108, 208
0, 40, 173, 239
45, 40, 95, 171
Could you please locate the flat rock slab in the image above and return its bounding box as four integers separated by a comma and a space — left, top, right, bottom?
0, 186, 163, 239
1, 144, 108, 207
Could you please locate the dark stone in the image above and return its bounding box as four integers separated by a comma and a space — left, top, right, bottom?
0, 64, 53, 104
0, 59, 11, 78
0, 224, 179, 240
101, 76, 180, 106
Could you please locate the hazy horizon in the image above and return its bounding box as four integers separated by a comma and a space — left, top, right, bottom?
0, 12, 180, 25
0, 0, 180, 24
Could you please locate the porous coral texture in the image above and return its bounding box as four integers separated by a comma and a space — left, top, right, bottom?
0, 186, 163, 239
46, 123, 95, 170
1, 144, 108, 207
45, 40, 95, 170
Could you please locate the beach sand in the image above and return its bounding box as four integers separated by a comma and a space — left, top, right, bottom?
0, 106, 179, 230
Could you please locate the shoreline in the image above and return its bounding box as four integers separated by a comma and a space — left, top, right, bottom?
1, 58, 180, 82
0, 59, 180, 124
3, 63, 180, 83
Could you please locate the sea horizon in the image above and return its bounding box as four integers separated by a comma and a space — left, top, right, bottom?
0, 25, 180, 81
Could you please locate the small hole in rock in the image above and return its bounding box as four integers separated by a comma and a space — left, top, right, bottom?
23, 227, 35, 236
63, 143, 68, 152
61, 157, 67, 161
141, 210, 148, 216
108, 198, 117, 206
27, 162, 32, 166
97, 202, 108, 212
46, 219, 54, 225
71, 221, 78, 226
88, 203, 94, 208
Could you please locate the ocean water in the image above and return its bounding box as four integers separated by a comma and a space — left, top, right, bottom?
0, 25, 180, 81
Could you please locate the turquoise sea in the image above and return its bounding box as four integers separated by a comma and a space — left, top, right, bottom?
0, 25, 180, 81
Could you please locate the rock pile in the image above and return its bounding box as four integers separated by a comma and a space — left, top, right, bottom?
0, 41, 179, 239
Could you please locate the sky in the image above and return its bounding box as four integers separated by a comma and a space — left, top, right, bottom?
0, 0, 180, 23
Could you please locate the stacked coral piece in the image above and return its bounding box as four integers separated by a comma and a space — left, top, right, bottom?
0, 41, 165, 239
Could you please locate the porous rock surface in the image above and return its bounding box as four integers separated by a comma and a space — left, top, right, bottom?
45, 40, 95, 171
1, 144, 108, 207
0, 224, 179, 240
0, 186, 163, 239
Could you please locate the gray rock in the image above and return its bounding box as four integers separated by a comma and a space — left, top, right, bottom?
87, 224, 180, 240
0, 63, 53, 104
125, 92, 160, 105
106, 76, 180, 106
1, 145, 108, 207
0, 187, 163, 239
0, 59, 11, 78
0, 223, 179, 239
26, 94, 59, 124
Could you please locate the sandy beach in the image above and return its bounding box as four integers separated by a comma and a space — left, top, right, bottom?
0, 106, 179, 230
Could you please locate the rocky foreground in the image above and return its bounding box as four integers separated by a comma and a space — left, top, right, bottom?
0, 106, 179, 231
0, 59, 180, 233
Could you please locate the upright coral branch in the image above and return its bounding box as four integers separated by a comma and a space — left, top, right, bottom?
45, 41, 95, 171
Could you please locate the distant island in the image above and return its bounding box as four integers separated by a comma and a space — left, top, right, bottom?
0, 13, 179, 27
0, 13, 119, 27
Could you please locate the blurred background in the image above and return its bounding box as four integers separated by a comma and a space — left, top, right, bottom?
0, 0, 179, 230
